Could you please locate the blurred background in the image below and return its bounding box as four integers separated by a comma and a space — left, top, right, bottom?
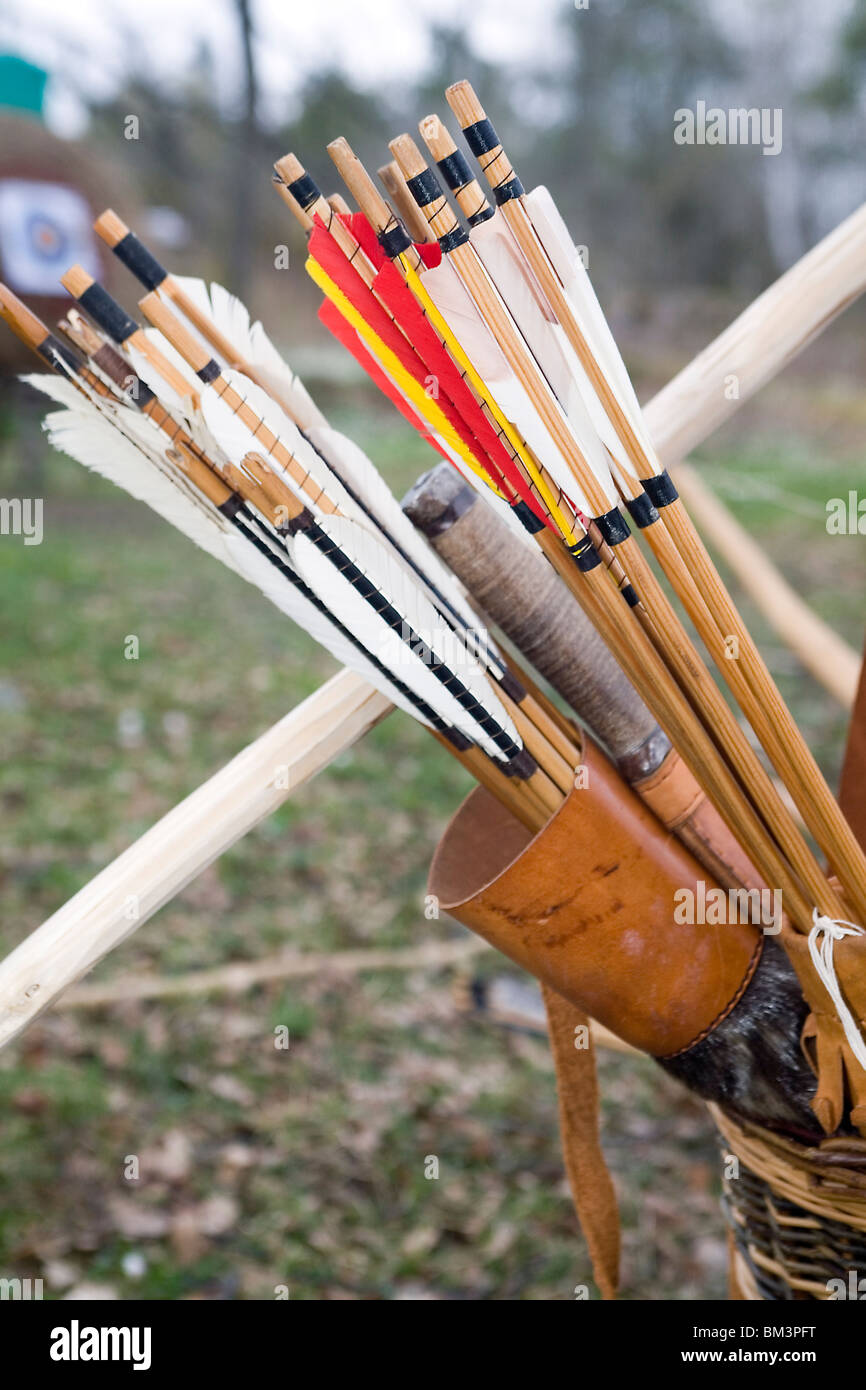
0, 0, 865, 1300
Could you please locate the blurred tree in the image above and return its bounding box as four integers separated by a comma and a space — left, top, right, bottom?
228, 0, 260, 297
529, 0, 771, 291
284, 69, 399, 194
407, 21, 543, 229
801, 0, 866, 234
413, 24, 520, 151
63, 0, 866, 338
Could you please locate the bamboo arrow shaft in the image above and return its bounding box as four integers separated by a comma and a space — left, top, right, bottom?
386, 135, 837, 920
659, 504, 866, 916
444, 83, 866, 918
539, 533, 814, 927
495, 189, 866, 916
617, 530, 845, 921
4, 199, 865, 1042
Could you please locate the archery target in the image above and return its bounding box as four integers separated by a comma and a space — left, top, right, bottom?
0, 178, 101, 296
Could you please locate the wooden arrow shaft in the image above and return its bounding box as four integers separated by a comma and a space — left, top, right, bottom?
3, 201, 866, 1046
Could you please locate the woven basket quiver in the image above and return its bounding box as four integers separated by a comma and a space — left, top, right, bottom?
714, 1104, 866, 1300
715, 910, 866, 1301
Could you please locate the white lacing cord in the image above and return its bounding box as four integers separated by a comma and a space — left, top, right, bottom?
809, 910, 866, 1072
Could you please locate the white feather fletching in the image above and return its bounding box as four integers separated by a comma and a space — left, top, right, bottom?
151, 286, 484, 618
125, 330, 198, 411
93, 324, 511, 676
220, 531, 436, 728
22, 371, 84, 410
158, 275, 215, 355
124, 330, 234, 467
306, 423, 483, 629
27, 277, 528, 759
524, 187, 658, 477
472, 214, 618, 506
294, 514, 519, 761
167, 275, 327, 432
248, 319, 325, 432
125, 333, 485, 645
23, 377, 245, 572
420, 256, 595, 515
24, 373, 455, 733
199, 369, 366, 524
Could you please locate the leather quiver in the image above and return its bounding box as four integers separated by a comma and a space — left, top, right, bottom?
429, 737, 763, 1057
633, 747, 764, 893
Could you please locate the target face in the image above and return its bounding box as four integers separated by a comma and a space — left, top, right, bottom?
0, 178, 101, 296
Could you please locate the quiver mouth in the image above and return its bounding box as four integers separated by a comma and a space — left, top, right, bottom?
429, 736, 763, 1059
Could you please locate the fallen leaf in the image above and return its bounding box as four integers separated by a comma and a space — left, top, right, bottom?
139, 1129, 192, 1184
209, 1074, 254, 1106
401, 1226, 439, 1257
195, 1194, 239, 1236
108, 1196, 170, 1239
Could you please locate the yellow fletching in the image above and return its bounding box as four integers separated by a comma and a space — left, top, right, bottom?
401, 257, 580, 546
305, 255, 507, 500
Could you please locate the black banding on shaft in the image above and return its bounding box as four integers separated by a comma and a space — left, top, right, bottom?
570, 538, 602, 572
643, 471, 679, 509
38, 333, 81, 373
406, 167, 444, 209
77, 283, 139, 344
283, 507, 315, 536
112, 232, 167, 292
443, 727, 474, 752
492, 176, 525, 206
497, 666, 526, 703
621, 584, 640, 608
505, 747, 539, 781
218, 493, 246, 521
594, 507, 631, 547
437, 153, 494, 224
438, 225, 469, 254
461, 117, 524, 203
378, 222, 413, 259
462, 118, 499, 157
625, 492, 660, 529
513, 500, 545, 534
437, 150, 474, 193
286, 171, 321, 213
197, 359, 221, 384
467, 204, 495, 227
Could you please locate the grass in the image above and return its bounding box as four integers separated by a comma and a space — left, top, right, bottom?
0, 370, 862, 1300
